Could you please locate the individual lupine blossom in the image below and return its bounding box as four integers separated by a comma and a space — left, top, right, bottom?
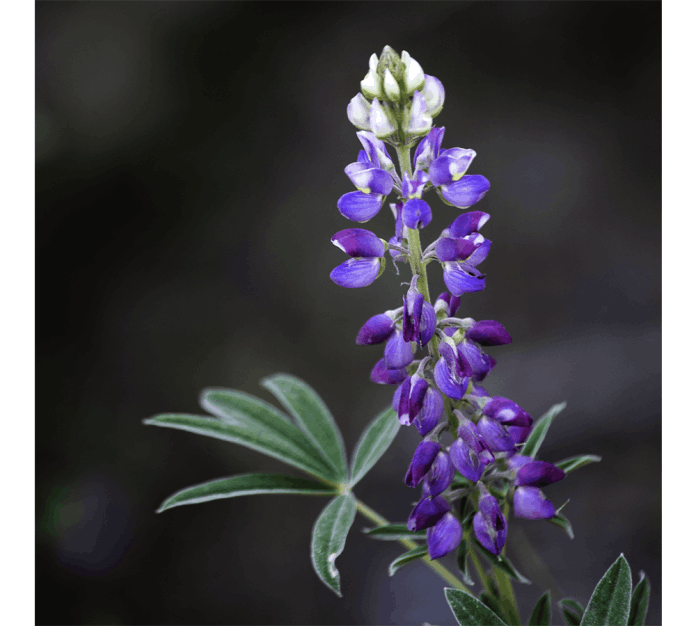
332, 46, 555, 561
508, 455, 565, 519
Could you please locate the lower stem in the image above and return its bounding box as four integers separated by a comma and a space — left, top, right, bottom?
355, 498, 472, 594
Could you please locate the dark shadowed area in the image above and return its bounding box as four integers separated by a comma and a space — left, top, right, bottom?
36, 2, 660, 624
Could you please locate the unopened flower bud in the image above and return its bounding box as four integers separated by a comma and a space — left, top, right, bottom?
347, 93, 371, 131
406, 90, 433, 137
361, 69, 383, 100
369, 99, 396, 139
401, 50, 426, 94
383, 68, 401, 102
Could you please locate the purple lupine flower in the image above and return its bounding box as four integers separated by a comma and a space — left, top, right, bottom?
402, 276, 425, 342
476, 416, 515, 452
330, 228, 386, 288
427, 512, 462, 559
442, 263, 486, 296
370, 358, 408, 385
466, 320, 512, 346
447, 211, 490, 238
482, 397, 533, 428
407, 495, 449, 531
473, 489, 507, 555
423, 450, 455, 496
457, 340, 495, 382
428, 146, 490, 210
403, 199, 432, 230
513, 487, 556, 520
413, 386, 444, 436
405, 441, 441, 487
418, 302, 436, 346
337, 131, 396, 222
414, 126, 445, 173
384, 328, 414, 369
388, 202, 407, 262
356, 313, 395, 345
433, 356, 469, 400
406, 90, 433, 136
514, 460, 565, 487
397, 375, 429, 426
434, 291, 461, 317
438, 336, 472, 379
449, 420, 494, 482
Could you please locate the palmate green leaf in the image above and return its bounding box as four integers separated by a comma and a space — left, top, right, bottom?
310, 493, 357, 597
388, 544, 429, 576
349, 406, 400, 486
156, 473, 336, 513
547, 511, 574, 539
529, 591, 552, 626
474, 540, 531, 584
555, 455, 602, 474
363, 523, 426, 541
143, 413, 335, 482
560, 599, 584, 625
520, 402, 567, 459
559, 599, 584, 626
445, 588, 507, 626
261, 374, 349, 481
579, 554, 632, 626
628, 571, 651, 626
199, 387, 339, 480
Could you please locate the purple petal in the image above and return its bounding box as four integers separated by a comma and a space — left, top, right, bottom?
507, 455, 534, 472
402, 198, 432, 230
331, 228, 385, 258
330, 257, 384, 288
356, 130, 395, 171
442, 262, 486, 296
344, 162, 394, 195
473, 494, 507, 555
384, 329, 414, 369
515, 461, 565, 487
397, 376, 412, 426
408, 496, 450, 531
414, 126, 445, 172
356, 313, 394, 345
392, 379, 407, 411
440, 175, 491, 209
477, 416, 515, 452
418, 302, 436, 346
470, 384, 488, 397
409, 377, 430, 423
448, 211, 490, 238
414, 387, 444, 436
424, 451, 454, 496
427, 512, 462, 560
337, 190, 384, 222
429, 149, 477, 187
405, 441, 441, 487
449, 437, 485, 482
482, 397, 533, 428
466, 237, 491, 266
402, 169, 429, 199
508, 425, 532, 445
466, 320, 512, 346
458, 341, 493, 383
433, 357, 468, 400
435, 237, 478, 262
513, 486, 556, 520
370, 358, 408, 385
403, 281, 424, 343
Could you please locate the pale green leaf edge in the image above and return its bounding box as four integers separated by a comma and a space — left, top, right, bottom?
445, 587, 507, 626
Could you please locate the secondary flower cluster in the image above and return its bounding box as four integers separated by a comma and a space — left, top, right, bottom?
330, 47, 565, 560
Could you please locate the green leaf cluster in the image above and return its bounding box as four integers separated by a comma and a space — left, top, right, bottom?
144, 373, 400, 596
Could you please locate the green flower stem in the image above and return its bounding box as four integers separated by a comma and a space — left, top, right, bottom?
494, 501, 521, 625
355, 497, 472, 595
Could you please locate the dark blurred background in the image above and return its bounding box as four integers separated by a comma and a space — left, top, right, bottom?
36, 2, 660, 624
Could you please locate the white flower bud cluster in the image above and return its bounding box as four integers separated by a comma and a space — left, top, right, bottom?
346, 46, 445, 146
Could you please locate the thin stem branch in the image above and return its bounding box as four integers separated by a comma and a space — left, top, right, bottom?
355, 498, 472, 594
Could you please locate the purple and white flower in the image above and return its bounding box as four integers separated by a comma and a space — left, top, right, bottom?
330, 228, 386, 288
